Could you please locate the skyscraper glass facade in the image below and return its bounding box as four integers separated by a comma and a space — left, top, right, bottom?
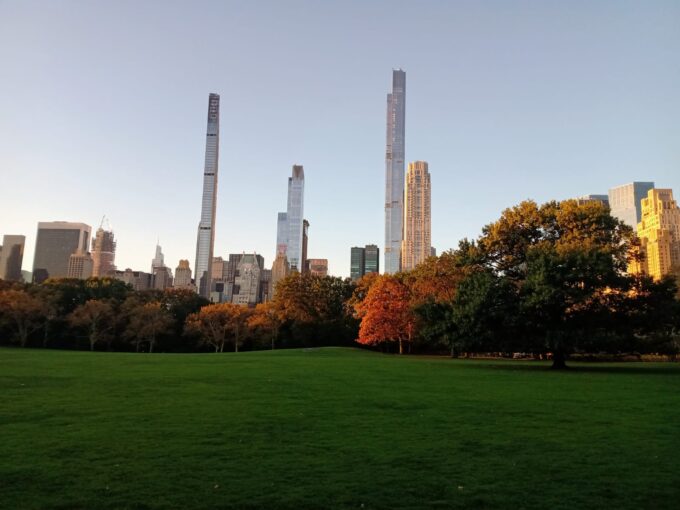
285, 165, 305, 271
32, 222, 91, 283
608, 182, 654, 231
195, 93, 220, 297
364, 244, 380, 275
384, 69, 406, 274
350, 247, 365, 282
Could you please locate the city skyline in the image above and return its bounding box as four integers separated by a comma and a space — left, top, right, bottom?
1, 2, 679, 278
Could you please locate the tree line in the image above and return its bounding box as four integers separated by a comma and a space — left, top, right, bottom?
1, 199, 679, 366
0, 273, 357, 353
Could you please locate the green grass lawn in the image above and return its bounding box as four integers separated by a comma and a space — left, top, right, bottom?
1, 347, 679, 510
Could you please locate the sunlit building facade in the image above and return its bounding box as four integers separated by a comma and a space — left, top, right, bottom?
173, 259, 194, 289
384, 69, 406, 274
195, 93, 220, 298
636, 188, 680, 280
401, 161, 431, 271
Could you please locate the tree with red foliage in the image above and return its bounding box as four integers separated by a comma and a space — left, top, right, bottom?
356, 275, 415, 354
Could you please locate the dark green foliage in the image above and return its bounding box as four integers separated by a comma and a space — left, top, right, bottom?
1, 347, 679, 509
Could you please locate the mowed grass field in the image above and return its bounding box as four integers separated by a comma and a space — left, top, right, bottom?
1, 348, 679, 510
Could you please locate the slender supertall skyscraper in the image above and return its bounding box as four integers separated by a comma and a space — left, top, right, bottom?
195, 93, 220, 297
384, 69, 406, 274
286, 165, 305, 271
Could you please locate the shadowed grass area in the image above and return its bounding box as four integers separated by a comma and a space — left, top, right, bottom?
1, 347, 679, 509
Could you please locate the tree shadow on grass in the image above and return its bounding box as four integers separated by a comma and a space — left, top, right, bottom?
466, 360, 680, 376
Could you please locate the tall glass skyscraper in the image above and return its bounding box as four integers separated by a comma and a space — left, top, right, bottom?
195, 93, 220, 297
286, 165, 305, 271
384, 69, 406, 274
608, 182, 655, 231
275, 165, 305, 272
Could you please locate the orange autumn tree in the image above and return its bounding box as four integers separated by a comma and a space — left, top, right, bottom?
356, 274, 415, 354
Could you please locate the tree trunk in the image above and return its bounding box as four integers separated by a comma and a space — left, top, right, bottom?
398, 338, 403, 355
551, 350, 568, 370
149, 339, 154, 353
43, 322, 50, 348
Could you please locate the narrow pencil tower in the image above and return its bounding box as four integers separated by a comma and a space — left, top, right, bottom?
195, 93, 220, 298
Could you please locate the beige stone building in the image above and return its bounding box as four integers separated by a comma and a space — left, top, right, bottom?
636, 188, 680, 280
401, 161, 431, 271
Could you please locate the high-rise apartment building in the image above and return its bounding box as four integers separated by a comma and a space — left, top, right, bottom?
385, 69, 406, 274
271, 252, 290, 297
636, 189, 680, 280
112, 269, 152, 291
33, 222, 91, 283
0, 235, 25, 281
232, 254, 262, 306
302, 219, 309, 274
67, 251, 93, 279
275, 165, 305, 271
173, 259, 194, 289
91, 227, 116, 277
401, 161, 431, 271
195, 93, 220, 298
608, 182, 655, 230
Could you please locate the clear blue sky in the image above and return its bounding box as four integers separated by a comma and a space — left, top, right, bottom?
1, 0, 679, 277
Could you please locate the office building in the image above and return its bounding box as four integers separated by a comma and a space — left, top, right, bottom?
636, 189, 680, 280
195, 93, 220, 298
608, 182, 655, 230
364, 244, 379, 275
151, 243, 165, 272
351, 244, 380, 282
350, 247, 366, 281
385, 69, 406, 274
0, 235, 25, 281
33, 222, 91, 283
401, 161, 431, 271
91, 226, 116, 277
